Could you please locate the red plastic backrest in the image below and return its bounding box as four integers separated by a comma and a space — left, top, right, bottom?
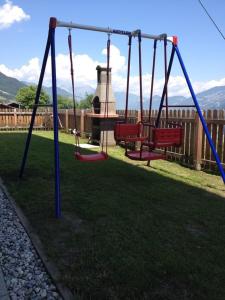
114, 123, 141, 139
153, 128, 183, 145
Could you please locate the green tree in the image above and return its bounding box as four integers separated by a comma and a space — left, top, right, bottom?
57, 95, 73, 109
16, 85, 50, 108
77, 93, 93, 109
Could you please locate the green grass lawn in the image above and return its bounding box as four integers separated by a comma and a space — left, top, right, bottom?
1, 131, 225, 300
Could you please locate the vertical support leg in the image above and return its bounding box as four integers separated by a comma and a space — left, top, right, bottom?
19, 31, 51, 178
50, 26, 61, 218
175, 45, 225, 183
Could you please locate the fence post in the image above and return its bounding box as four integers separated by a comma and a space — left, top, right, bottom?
194, 112, 203, 170
135, 110, 142, 150
80, 109, 85, 135
6, 109, 9, 128
65, 109, 69, 131
137, 110, 141, 123
14, 108, 17, 128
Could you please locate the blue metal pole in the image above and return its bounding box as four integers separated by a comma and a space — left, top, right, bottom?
174, 45, 225, 183
19, 31, 51, 178
50, 26, 61, 218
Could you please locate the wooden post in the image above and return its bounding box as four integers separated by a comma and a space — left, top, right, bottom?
137, 110, 141, 123
205, 110, 212, 168
135, 110, 142, 150
80, 110, 85, 135
14, 108, 17, 128
211, 110, 218, 162
217, 110, 224, 163
65, 109, 69, 131
5, 110, 9, 128
194, 112, 203, 170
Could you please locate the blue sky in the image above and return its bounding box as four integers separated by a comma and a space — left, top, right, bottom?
0, 0, 225, 97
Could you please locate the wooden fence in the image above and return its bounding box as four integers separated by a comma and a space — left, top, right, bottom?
0, 108, 53, 130
0, 108, 225, 171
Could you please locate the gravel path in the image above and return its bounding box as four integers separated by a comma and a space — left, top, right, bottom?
0, 187, 62, 299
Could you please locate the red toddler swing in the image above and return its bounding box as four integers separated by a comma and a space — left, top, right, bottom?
68, 30, 110, 162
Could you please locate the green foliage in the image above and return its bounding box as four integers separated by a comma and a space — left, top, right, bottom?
57, 93, 93, 109
57, 95, 73, 109
77, 93, 93, 109
16, 85, 50, 108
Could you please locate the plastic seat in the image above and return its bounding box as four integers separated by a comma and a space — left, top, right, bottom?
114, 122, 147, 142
75, 151, 108, 162
144, 127, 183, 148
126, 150, 165, 161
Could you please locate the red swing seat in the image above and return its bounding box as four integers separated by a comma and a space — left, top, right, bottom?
143, 127, 183, 149
114, 122, 147, 142
75, 151, 108, 162
68, 30, 110, 163
126, 150, 165, 161
114, 122, 165, 161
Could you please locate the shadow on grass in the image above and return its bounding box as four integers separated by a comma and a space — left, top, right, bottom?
1, 132, 225, 300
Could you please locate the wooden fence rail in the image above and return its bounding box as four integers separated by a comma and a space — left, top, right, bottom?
0, 108, 225, 171
0, 108, 53, 130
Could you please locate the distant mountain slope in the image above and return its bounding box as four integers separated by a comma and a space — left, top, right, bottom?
0, 71, 225, 109
187, 86, 225, 109
115, 92, 187, 110
43, 85, 95, 101
115, 86, 225, 110
0, 72, 26, 102
43, 86, 73, 99
75, 85, 95, 98
25, 83, 94, 100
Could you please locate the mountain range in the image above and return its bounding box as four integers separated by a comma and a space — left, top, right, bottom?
0, 71, 225, 110
0, 72, 26, 102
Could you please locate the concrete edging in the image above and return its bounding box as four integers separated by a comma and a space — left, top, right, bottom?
0, 178, 74, 300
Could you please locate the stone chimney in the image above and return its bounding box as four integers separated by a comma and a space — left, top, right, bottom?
87, 65, 118, 146
92, 65, 116, 115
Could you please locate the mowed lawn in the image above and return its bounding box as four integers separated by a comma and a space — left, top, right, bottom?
1, 131, 225, 300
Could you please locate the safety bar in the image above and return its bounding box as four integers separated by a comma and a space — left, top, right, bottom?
162, 105, 196, 108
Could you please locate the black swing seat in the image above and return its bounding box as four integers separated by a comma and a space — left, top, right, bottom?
75, 151, 108, 162
125, 150, 165, 161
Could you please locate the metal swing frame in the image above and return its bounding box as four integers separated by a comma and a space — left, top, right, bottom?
19, 17, 225, 218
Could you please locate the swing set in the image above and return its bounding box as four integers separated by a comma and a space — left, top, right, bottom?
19, 17, 225, 218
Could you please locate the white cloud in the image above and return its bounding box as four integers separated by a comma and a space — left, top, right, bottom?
45, 53, 102, 91
192, 78, 225, 94
0, 0, 30, 29
0, 44, 125, 90
102, 45, 126, 74
0, 57, 39, 82
0, 44, 225, 99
